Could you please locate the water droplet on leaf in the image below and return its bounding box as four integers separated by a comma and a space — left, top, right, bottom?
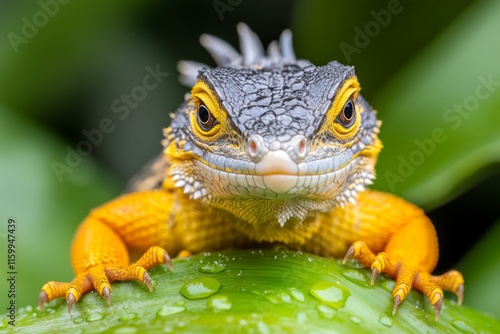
157, 305, 186, 317
287, 288, 305, 302
86, 312, 104, 322
199, 261, 226, 273
316, 304, 336, 318
209, 295, 232, 311
378, 315, 393, 327
342, 269, 369, 285
310, 281, 350, 309
179, 277, 221, 299
452, 320, 476, 333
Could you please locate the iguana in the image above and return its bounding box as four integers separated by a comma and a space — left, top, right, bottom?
38, 23, 463, 320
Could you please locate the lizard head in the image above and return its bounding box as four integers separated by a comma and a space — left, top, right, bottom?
164, 23, 382, 227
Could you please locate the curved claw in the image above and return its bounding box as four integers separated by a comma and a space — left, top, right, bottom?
164, 252, 174, 272
102, 286, 111, 305
434, 296, 443, 321
342, 245, 355, 265
456, 284, 464, 306
67, 292, 76, 314
392, 295, 401, 315
371, 267, 379, 285
143, 272, 153, 292
38, 291, 48, 311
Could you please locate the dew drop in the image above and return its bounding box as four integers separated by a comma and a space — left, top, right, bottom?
280, 291, 292, 303
378, 315, 393, 327
179, 277, 221, 299
296, 312, 308, 324
342, 269, 369, 285
73, 317, 85, 324
310, 281, 350, 309
209, 295, 232, 311
163, 325, 174, 333
157, 305, 186, 317
113, 326, 138, 333
199, 261, 226, 273
452, 320, 476, 333
119, 312, 138, 322
316, 304, 336, 318
264, 294, 280, 304
287, 288, 305, 302
350, 315, 361, 325
122, 304, 131, 310
86, 312, 104, 322
257, 321, 270, 334
173, 299, 186, 306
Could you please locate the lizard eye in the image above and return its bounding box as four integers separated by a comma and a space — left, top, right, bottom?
336, 98, 356, 128
197, 102, 217, 131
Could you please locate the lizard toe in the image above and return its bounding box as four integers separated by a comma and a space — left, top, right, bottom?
38, 281, 72, 312
430, 269, 464, 305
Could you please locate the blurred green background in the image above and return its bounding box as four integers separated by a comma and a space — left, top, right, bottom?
0, 0, 498, 320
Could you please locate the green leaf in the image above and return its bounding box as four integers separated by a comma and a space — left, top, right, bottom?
0, 104, 121, 313
4, 249, 498, 333
0, 0, 148, 117
372, 0, 500, 208
458, 220, 500, 318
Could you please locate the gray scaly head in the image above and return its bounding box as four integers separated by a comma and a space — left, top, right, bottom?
164, 23, 382, 227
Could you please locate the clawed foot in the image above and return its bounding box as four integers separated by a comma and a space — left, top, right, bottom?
343, 241, 464, 320
38, 246, 172, 313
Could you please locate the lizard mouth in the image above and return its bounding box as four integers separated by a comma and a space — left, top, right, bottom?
191, 149, 360, 199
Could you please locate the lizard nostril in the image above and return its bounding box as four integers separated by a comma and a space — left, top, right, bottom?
298, 138, 306, 156
247, 134, 264, 160
249, 140, 258, 156
293, 135, 308, 160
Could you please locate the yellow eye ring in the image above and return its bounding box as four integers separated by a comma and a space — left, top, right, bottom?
318, 77, 361, 140
189, 81, 227, 140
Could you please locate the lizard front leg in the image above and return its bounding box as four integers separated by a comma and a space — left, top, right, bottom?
38, 190, 177, 313
310, 190, 464, 320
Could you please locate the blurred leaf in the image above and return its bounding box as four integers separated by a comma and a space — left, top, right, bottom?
4, 249, 499, 333
459, 219, 500, 318
370, 0, 500, 208
291, 0, 476, 100
0, 104, 120, 311
0, 0, 149, 117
